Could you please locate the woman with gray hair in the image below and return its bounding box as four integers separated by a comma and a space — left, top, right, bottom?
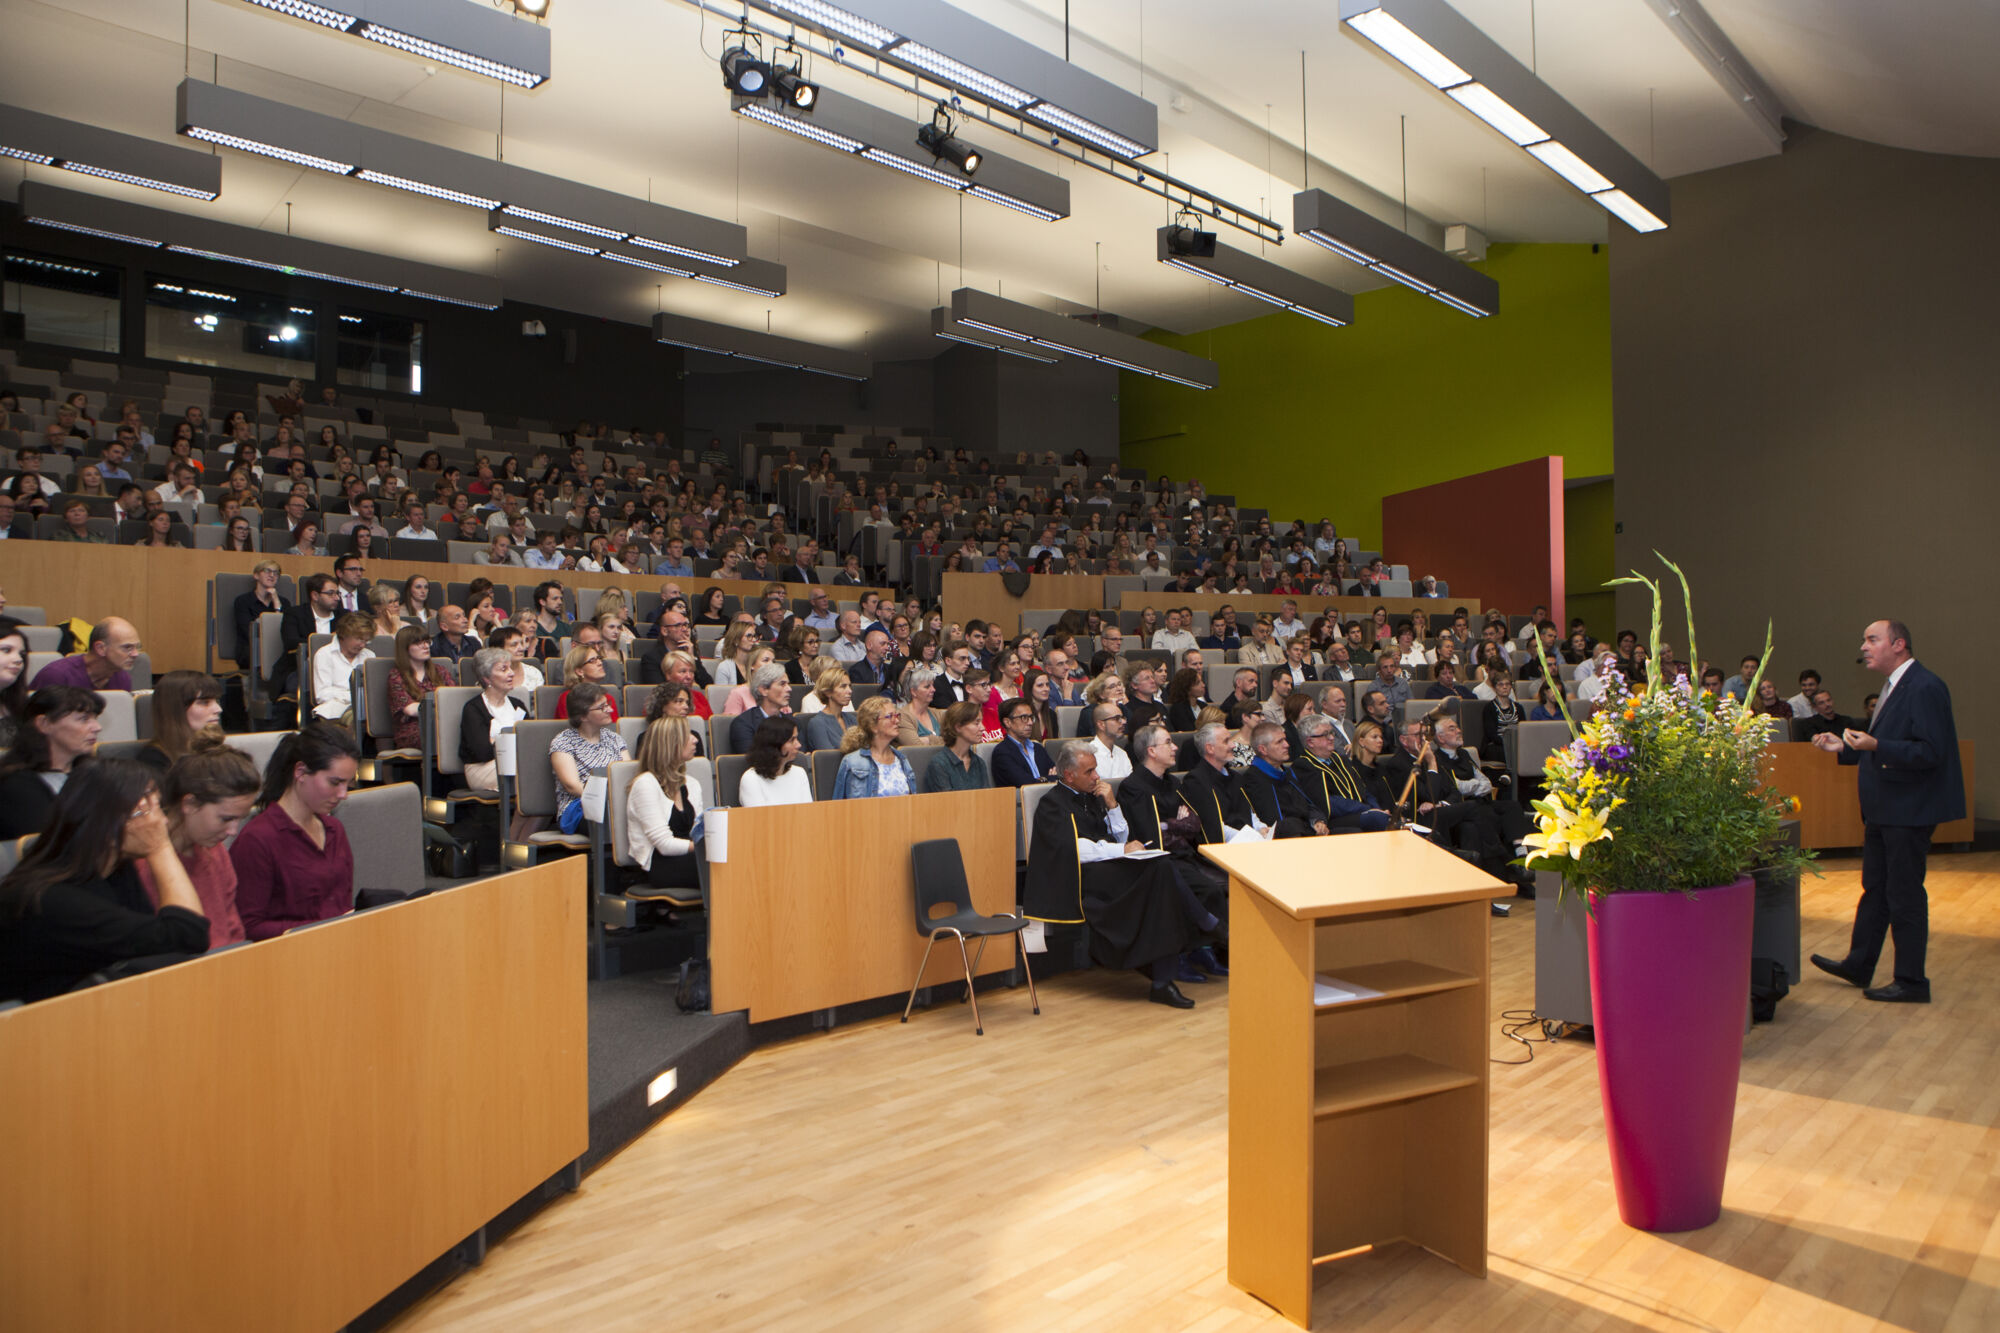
459, 646, 525, 792
894, 663, 943, 748
798, 664, 855, 752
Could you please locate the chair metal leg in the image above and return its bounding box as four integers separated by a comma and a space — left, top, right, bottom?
1017, 927, 1041, 1015
901, 931, 944, 1023
953, 932, 984, 1035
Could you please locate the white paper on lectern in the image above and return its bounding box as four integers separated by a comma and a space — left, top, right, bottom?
1314, 974, 1386, 1006
495, 730, 518, 777
703, 808, 728, 862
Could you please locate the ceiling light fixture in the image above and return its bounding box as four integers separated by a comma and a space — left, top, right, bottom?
1, 103, 224, 200
20, 180, 500, 306
771, 61, 819, 110
948, 287, 1218, 390
1340, 0, 1669, 232
1157, 224, 1354, 327
653, 311, 869, 380
916, 104, 980, 176
721, 43, 772, 96
178, 81, 749, 267
1292, 188, 1498, 317
732, 84, 1067, 220
930, 306, 1058, 363
745, 0, 1158, 159
239, 0, 551, 88
493, 212, 787, 294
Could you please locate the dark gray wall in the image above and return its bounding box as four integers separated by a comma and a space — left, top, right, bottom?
998, 350, 1120, 461
1611, 124, 2000, 816
681, 356, 933, 445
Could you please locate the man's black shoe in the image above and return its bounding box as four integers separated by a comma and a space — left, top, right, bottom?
1149, 981, 1196, 1009
1863, 981, 1930, 1004
1810, 954, 1870, 987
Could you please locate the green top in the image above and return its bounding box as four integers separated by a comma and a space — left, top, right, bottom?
922, 746, 990, 794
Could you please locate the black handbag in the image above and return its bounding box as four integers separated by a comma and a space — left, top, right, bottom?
422, 823, 476, 879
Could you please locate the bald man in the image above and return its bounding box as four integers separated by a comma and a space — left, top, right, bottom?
33, 617, 142, 691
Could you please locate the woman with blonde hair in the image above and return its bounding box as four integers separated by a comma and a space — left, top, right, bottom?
798, 665, 854, 752
625, 716, 705, 897
555, 643, 616, 722
712, 621, 759, 688
831, 695, 916, 799
368, 584, 405, 640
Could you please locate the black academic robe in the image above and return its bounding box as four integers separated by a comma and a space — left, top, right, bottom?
1233, 762, 1320, 837
1024, 781, 1193, 970
1296, 752, 1391, 831
1181, 760, 1257, 844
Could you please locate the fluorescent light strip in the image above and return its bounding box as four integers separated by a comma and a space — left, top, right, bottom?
760, 0, 897, 48
184, 125, 353, 175
966, 184, 1060, 221
1166, 257, 1233, 287
733, 352, 804, 369
494, 225, 601, 255
56, 161, 220, 200
357, 24, 545, 89
1, 145, 58, 165
1022, 102, 1150, 159
399, 288, 499, 308
1029, 336, 1092, 358
860, 147, 970, 191
1591, 188, 1667, 233
1446, 82, 1547, 147
693, 273, 784, 298
499, 204, 625, 240
1525, 140, 1612, 194
1291, 304, 1347, 327
1300, 230, 1378, 267
184, 287, 236, 301
12, 257, 104, 276
1371, 262, 1435, 294
244, 0, 358, 30
164, 244, 401, 291
601, 251, 694, 276
626, 236, 740, 267
736, 103, 865, 154
1228, 282, 1290, 307
339, 314, 363, 322
958, 318, 1029, 341
934, 329, 1057, 363
1346, 8, 1470, 88
1429, 289, 1491, 317
289, 306, 314, 312
356, 169, 501, 210
31, 218, 163, 247
888, 40, 1034, 109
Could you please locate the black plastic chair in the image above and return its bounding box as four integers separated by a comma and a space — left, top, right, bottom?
901, 838, 1040, 1036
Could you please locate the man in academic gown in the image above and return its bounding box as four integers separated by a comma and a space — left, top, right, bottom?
1294, 714, 1392, 832
1120, 723, 1230, 980
1025, 745, 1219, 1009
1232, 722, 1323, 838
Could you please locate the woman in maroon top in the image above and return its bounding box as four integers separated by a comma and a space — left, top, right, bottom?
139, 736, 260, 949
230, 723, 360, 940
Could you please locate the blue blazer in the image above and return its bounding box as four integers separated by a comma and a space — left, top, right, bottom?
990, 737, 1054, 788
1841, 661, 1963, 827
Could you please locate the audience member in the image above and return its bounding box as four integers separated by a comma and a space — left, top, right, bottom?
739, 716, 812, 806
990, 696, 1053, 786
722, 646, 779, 715
1799, 690, 1854, 739
731, 663, 796, 753
1530, 682, 1567, 722
136, 671, 224, 772
385, 625, 451, 751
625, 717, 705, 897
1787, 669, 1823, 718
0, 758, 209, 1003
1085, 702, 1133, 784
1234, 722, 1323, 837
831, 696, 917, 799
1238, 616, 1285, 667
0, 623, 27, 751
922, 701, 992, 792
459, 647, 526, 793
1295, 714, 1391, 831
550, 682, 628, 832
310, 612, 375, 723
0, 687, 105, 839
139, 738, 261, 948
34, 616, 141, 692
796, 666, 853, 752
555, 643, 617, 724
231, 723, 359, 940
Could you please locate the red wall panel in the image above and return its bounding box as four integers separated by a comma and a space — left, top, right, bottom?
1381, 456, 1565, 624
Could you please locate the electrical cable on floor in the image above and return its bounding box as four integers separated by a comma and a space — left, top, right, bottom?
1493, 1009, 1557, 1065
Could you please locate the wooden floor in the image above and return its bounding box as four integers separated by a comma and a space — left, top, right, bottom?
393, 853, 2000, 1333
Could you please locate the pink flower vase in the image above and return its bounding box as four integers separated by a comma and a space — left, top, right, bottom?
1586, 876, 1755, 1231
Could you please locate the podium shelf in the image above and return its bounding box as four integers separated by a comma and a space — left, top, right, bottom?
1313, 1054, 1478, 1118
1312, 960, 1479, 1010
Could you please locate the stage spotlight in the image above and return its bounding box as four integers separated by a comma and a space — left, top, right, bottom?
1165, 224, 1217, 258
512, 0, 550, 15
721, 46, 771, 96
772, 65, 819, 110
916, 109, 979, 176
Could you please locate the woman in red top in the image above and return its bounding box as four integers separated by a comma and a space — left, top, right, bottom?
140, 736, 260, 949
387, 624, 452, 751
230, 723, 359, 940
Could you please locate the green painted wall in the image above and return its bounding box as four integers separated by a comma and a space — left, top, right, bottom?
1120, 242, 1612, 552
1564, 478, 1616, 641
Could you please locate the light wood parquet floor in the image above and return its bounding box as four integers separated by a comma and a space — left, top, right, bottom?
392, 852, 2000, 1333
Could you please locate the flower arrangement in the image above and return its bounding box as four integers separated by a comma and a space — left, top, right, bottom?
1522, 553, 1814, 900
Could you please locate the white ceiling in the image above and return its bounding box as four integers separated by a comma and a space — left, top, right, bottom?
2, 0, 1991, 361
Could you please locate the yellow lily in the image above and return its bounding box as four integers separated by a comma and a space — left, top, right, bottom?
1523, 797, 1624, 864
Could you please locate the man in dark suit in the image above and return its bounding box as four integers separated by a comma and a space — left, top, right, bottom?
275, 573, 340, 694
1810, 620, 1963, 1003
990, 697, 1053, 787
1233, 722, 1324, 837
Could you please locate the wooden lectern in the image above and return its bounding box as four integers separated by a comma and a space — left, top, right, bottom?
1203, 832, 1511, 1326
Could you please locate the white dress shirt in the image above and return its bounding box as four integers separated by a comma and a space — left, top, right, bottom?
1086, 735, 1132, 784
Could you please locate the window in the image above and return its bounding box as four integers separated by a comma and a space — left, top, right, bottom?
3, 250, 121, 353
145, 276, 316, 376
337, 309, 424, 396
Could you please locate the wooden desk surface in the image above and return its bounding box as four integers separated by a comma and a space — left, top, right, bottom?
1202, 831, 1509, 919
1762, 741, 1976, 848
